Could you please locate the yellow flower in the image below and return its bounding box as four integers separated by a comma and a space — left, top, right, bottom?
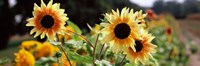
21, 40, 42, 53
125, 33, 157, 64
52, 53, 76, 66
35, 42, 55, 59
58, 25, 75, 41
26, 0, 68, 41
15, 48, 35, 66
134, 10, 147, 27
90, 24, 101, 35
101, 7, 141, 53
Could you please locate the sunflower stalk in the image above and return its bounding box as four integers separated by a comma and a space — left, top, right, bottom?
60, 45, 72, 66
93, 34, 100, 66
56, 35, 72, 66
120, 54, 127, 66
66, 29, 94, 48
98, 43, 105, 60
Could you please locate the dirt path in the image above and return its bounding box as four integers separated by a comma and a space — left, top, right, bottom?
178, 19, 200, 66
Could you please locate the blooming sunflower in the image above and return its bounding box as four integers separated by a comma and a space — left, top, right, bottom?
26, 0, 68, 41
134, 10, 147, 27
101, 7, 140, 52
125, 33, 157, 64
35, 42, 56, 59
21, 40, 42, 53
15, 48, 35, 66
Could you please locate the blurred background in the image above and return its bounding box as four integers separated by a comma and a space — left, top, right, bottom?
0, 0, 200, 65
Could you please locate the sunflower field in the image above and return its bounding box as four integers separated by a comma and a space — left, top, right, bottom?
0, 0, 199, 66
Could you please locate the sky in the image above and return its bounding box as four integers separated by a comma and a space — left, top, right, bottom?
130, 0, 185, 8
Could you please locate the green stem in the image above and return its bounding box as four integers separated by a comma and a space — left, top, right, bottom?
120, 55, 127, 66
60, 45, 72, 66
56, 34, 72, 66
66, 30, 94, 48
93, 34, 100, 66
98, 44, 105, 60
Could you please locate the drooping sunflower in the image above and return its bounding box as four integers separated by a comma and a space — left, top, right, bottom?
101, 7, 140, 53
15, 48, 35, 66
26, 0, 68, 41
125, 33, 157, 64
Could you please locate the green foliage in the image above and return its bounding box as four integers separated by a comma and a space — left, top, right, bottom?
67, 21, 82, 40
67, 50, 92, 63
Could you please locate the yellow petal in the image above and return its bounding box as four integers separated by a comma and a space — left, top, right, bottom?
102, 33, 114, 43
40, 30, 46, 39
40, 0, 46, 8
47, 0, 53, 8
30, 28, 36, 35
26, 22, 34, 26
34, 3, 41, 11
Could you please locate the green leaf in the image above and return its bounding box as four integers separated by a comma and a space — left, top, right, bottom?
67, 50, 92, 63
36, 57, 57, 65
67, 21, 82, 40
0, 57, 9, 65
67, 21, 82, 34
87, 23, 93, 31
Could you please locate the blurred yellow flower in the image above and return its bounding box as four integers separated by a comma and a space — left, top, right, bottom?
21, 40, 41, 53
26, 0, 68, 41
35, 42, 56, 59
101, 7, 141, 53
58, 25, 75, 41
90, 24, 101, 35
125, 33, 157, 64
15, 48, 35, 66
135, 10, 147, 27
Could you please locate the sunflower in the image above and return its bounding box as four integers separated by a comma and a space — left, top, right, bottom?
125, 33, 157, 64
26, 0, 68, 41
101, 7, 140, 53
35, 42, 57, 59
15, 48, 35, 66
21, 40, 42, 53
134, 10, 147, 27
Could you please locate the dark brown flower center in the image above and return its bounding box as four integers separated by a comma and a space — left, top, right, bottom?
114, 23, 131, 39
41, 15, 54, 28
135, 40, 143, 52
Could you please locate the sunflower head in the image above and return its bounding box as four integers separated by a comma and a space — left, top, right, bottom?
35, 42, 56, 59
134, 10, 147, 27
125, 33, 157, 64
26, 0, 68, 41
101, 7, 142, 53
15, 48, 35, 66
21, 40, 42, 53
